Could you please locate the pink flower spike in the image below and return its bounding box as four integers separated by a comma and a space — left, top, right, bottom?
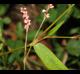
20, 7, 31, 31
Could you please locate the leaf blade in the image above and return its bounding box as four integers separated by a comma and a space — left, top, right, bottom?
34, 43, 68, 70
48, 21, 65, 36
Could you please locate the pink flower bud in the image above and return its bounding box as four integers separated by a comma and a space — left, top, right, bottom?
45, 13, 50, 18
42, 9, 46, 13
48, 4, 54, 9
23, 8, 27, 11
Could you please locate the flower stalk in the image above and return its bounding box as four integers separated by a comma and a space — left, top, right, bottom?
20, 7, 31, 70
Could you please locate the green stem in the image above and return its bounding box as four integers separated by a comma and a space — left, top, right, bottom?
44, 35, 80, 39
26, 46, 32, 61
24, 30, 28, 70
34, 16, 46, 40
35, 35, 80, 44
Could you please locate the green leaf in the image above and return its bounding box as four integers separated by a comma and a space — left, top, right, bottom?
28, 30, 43, 41
0, 18, 4, 26
66, 40, 80, 57
48, 21, 65, 36
70, 27, 80, 34
28, 30, 37, 41
48, 9, 57, 22
0, 26, 4, 42
56, 4, 68, 15
6, 39, 24, 50
16, 22, 24, 38
34, 43, 68, 70
3, 17, 11, 24
0, 43, 3, 50
72, 7, 80, 19
0, 4, 9, 16
54, 43, 64, 60
8, 50, 22, 64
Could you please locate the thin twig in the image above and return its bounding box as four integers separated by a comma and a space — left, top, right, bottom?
44, 35, 80, 39
24, 30, 28, 70
25, 46, 32, 70
26, 46, 32, 61
62, 51, 68, 64
25, 60, 33, 70
34, 16, 46, 40
35, 35, 80, 44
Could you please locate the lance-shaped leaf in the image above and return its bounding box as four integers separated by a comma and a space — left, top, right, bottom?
34, 43, 68, 70
48, 21, 65, 36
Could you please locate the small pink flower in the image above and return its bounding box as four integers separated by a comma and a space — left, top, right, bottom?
48, 4, 54, 9
42, 4, 54, 19
20, 7, 31, 31
45, 13, 50, 18
24, 19, 28, 23
20, 7, 24, 12
23, 7, 27, 11
42, 9, 46, 13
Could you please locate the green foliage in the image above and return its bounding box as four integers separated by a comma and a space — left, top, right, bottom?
66, 40, 80, 57
54, 43, 64, 60
36, 4, 67, 23
0, 27, 3, 41
48, 21, 65, 36
0, 43, 3, 50
70, 27, 80, 34
73, 7, 80, 19
28, 30, 37, 41
48, 4, 74, 36
0, 18, 4, 26
0, 4, 80, 70
28, 30, 43, 41
48, 9, 57, 22
8, 49, 23, 64
3, 17, 12, 24
6, 39, 24, 64
36, 13, 44, 23
6, 39, 24, 50
34, 43, 68, 70
0, 17, 11, 26
16, 22, 24, 38
0, 4, 9, 16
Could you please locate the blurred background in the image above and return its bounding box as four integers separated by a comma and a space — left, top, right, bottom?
0, 4, 80, 70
